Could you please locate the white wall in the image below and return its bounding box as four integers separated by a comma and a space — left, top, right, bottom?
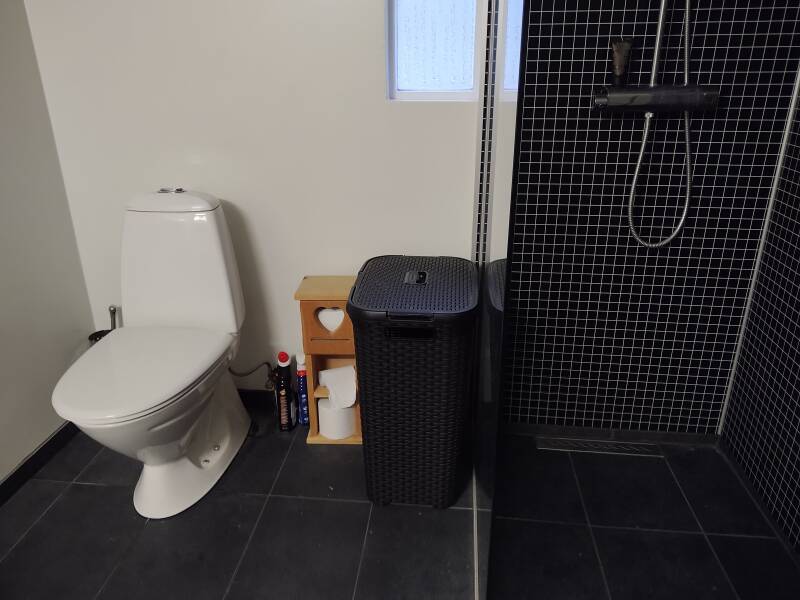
24, 0, 481, 387
0, 0, 94, 480
489, 100, 516, 261
487, 0, 523, 262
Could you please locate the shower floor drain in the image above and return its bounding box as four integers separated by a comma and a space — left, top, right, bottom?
535, 437, 662, 456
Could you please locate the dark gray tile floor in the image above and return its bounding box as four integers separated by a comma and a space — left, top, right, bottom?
355, 504, 474, 600
488, 435, 800, 600
0, 399, 484, 600
493, 435, 584, 522
0, 479, 66, 557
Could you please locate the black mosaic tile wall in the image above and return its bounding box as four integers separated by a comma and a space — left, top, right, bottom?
722, 112, 800, 550
505, 1, 800, 432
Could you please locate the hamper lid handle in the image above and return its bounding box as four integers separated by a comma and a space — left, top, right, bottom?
403, 270, 429, 285
387, 311, 434, 322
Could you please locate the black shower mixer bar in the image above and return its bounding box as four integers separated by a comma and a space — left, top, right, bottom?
594, 84, 718, 113
593, 35, 718, 113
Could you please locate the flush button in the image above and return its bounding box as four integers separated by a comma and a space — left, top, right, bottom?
174, 187, 185, 193
403, 270, 429, 285
157, 187, 173, 193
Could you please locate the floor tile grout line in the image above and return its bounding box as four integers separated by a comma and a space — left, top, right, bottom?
75, 446, 105, 483
67, 444, 104, 481
269, 493, 371, 505
32, 478, 116, 487
392, 501, 474, 511
536, 436, 661, 447
705, 531, 778, 541
92, 517, 151, 599
567, 452, 613, 600
661, 449, 742, 600
590, 524, 703, 536
267, 492, 479, 511
30, 476, 89, 485
713, 444, 800, 575
494, 515, 589, 527
221, 428, 299, 600
350, 502, 373, 600
471, 470, 479, 600
74, 444, 141, 599
0, 444, 104, 565
492, 515, 589, 527
0, 486, 66, 565
494, 514, 779, 540
540, 449, 664, 459
591, 524, 772, 539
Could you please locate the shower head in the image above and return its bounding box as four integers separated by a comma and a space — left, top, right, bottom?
610, 38, 633, 86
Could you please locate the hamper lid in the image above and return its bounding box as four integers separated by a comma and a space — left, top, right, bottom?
349, 255, 478, 316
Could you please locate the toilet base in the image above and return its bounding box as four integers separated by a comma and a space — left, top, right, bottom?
132, 372, 250, 519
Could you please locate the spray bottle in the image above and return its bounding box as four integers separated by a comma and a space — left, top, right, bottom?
296, 353, 310, 426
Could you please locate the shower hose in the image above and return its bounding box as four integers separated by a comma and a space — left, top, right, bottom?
628, 0, 692, 248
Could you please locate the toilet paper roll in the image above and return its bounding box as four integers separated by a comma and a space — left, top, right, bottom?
319, 365, 357, 409
318, 398, 355, 440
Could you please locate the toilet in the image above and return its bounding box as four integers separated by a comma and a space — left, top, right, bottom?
52, 190, 251, 519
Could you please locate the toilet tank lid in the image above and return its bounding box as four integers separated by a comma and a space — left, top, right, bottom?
127, 190, 221, 212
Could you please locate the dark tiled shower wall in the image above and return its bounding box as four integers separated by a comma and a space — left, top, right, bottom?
722, 112, 800, 550
504, 1, 800, 432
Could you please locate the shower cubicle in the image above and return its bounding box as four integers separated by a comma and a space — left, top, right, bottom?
482, 1, 800, 597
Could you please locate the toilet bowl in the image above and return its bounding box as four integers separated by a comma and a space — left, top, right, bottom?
51, 190, 251, 519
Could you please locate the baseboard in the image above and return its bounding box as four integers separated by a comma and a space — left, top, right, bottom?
0, 422, 79, 507
502, 422, 719, 445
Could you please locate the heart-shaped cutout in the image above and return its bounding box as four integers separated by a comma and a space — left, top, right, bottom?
316, 308, 345, 333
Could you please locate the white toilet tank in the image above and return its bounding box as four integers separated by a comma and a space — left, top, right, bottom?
121, 190, 245, 334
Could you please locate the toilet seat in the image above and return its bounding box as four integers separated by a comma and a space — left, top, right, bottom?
53, 326, 234, 426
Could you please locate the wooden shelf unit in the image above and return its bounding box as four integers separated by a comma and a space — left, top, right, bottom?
294, 276, 361, 445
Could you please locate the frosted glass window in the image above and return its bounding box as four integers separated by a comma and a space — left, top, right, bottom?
392, 0, 477, 94
503, 0, 523, 90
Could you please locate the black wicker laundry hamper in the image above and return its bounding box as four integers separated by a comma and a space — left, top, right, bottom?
347, 255, 479, 508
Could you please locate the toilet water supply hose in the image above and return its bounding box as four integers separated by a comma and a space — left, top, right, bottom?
628, 0, 693, 248
229, 361, 276, 391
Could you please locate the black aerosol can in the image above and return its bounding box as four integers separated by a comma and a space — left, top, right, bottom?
275, 352, 297, 431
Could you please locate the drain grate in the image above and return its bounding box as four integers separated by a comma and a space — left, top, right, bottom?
535, 437, 662, 456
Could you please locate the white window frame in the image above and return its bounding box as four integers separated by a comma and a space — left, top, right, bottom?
496, 0, 521, 102
386, 0, 486, 102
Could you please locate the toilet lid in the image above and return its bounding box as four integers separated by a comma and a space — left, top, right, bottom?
52, 327, 233, 424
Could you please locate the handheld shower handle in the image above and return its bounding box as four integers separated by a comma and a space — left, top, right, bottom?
610, 38, 633, 86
